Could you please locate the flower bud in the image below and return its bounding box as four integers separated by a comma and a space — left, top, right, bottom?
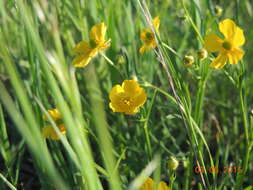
214, 5, 223, 17
177, 9, 187, 21
197, 48, 208, 60
183, 55, 194, 66
116, 55, 126, 64
168, 156, 179, 171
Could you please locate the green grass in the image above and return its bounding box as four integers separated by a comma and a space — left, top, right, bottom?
0, 0, 253, 189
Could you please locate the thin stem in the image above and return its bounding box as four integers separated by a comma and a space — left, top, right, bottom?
235, 82, 250, 189
181, 0, 204, 44
143, 90, 157, 160
0, 173, 17, 190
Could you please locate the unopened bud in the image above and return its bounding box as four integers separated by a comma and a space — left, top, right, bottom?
214, 5, 223, 17
183, 55, 194, 66
116, 55, 126, 64
197, 48, 208, 60
168, 156, 179, 171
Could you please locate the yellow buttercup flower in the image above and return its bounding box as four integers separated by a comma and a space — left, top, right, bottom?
140, 178, 170, 190
42, 109, 66, 140
139, 16, 160, 53
204, 19, 245, 69
72, 22, 111, 67
109, 80, 147, 115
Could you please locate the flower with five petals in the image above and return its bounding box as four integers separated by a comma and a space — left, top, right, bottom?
139, 16, 160, 53
109, 80, 147, 115
204, 19, 245, 69
72, 22, 111, 67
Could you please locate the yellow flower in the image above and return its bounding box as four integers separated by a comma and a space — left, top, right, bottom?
42, 109, 66, 140
109, 80, 147, 115
72, 22, 111, 67
204, 19, 245, 69
140, 178, 170, 190
139, 16, 160, 53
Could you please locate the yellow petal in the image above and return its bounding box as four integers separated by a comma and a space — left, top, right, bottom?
72, 41, 90, 54
48, 109, 61, 120
50, 124, 66, 140
204, 34, 223, 52
140, 177, 154, 190
73, 47, 99, 67
210, 53, 228, 69
42, 126, 53, 138
133, 88, 147, 107
219, 19, 237, 40
72, 55, 92, 67
98, 39, 111, 51
109, 103, 123, 113
122, 80, 139, 94
232, 26, 245, 47
139, 45, 149, 53
158, 181, 170, 190
228, 48, 244, 65
219, 19, 245, 47
153, 16, 160, 32
124, 107, 139, 115
109, 84, 124, 101
90, 22, 107, 45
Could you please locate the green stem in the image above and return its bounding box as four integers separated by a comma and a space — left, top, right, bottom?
235, 84, 250, 189
0, 173, 17, 190
143, 90, 157, 160
181, 0, 204, 44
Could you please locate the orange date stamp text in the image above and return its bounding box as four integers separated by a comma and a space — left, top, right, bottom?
194, 166, 243, 174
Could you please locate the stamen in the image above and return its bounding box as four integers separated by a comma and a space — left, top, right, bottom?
123, 99, 131, 106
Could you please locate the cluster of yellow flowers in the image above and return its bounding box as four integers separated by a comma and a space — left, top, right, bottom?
42, 18, 245, 144
72, 18, 245, 70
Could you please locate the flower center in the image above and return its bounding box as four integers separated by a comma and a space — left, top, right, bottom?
123, 98, 131, 106
90, 40, 97, 48
222, 41, 232, 50
145, 32, 154, 41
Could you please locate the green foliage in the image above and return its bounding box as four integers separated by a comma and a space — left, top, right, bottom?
0, 0, 253, 189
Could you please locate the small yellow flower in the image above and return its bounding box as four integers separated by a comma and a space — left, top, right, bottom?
42, 109, 66, 140
204, 19, 245, 69
72, 22, 111, 67
139, 16, 160, 53
109, 80, 147, 115
140, 178, 170, 190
